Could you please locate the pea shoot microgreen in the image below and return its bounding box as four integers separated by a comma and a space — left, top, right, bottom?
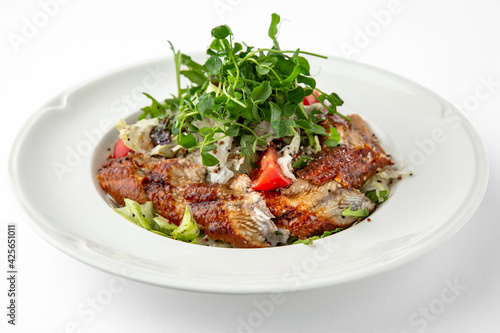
140, 13, 345, 166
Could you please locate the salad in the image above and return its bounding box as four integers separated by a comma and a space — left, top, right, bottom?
97, 14, 406, 248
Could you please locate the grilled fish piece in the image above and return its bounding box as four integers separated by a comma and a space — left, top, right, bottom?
97, 153, 154, 205
323, 114, 387, 153
141, 174, 190, 225
97, 154, 205, 206
98, 154, 275, 248
348, 114, 387, 154
184, 175, 276, 248
141, 158, 207, 224
296, 145, 390, 188
149, 158, 206, 186
264, 179, 374, 239
297, 114, 392, 188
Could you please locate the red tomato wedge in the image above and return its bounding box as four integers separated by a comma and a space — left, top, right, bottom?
113, 138, 133, 158
251, 146, 293, 191
302, 90, 320, 106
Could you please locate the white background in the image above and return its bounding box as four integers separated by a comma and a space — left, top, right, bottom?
1, 0, 499, 332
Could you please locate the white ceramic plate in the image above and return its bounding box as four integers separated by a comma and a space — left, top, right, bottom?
9, 55, 488, 294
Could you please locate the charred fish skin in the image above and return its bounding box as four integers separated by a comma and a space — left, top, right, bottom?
98, 155, 275, 248
149, 158, 206, 186
264, 179, 374, 239
97, 154, 152, 206
141, 158, 206, 225
185, 175, 276, 248
297, 145, 390, 188
142, 174, 187, 226
298, 114, 393, 188
320, 114, 390, 154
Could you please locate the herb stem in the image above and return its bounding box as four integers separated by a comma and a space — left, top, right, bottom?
246, 57, 282, 83
222, 82, 247, 108
238, 48, 327, 65
297, 103, 309, 120
315, 88, 351, 121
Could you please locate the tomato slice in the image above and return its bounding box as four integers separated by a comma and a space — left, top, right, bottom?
113, 138, 133, 158
251, 146, 293, 191
302, 90, 320, 106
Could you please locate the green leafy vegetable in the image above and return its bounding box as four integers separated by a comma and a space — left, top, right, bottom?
153, 216, 178, 235
211, 25, 232, 39
113, 199, 199, 242
365, 189, 388, 205
291, 228, 344, 245
137, 13, 347, 166
292, 155, 312, 169
324, 127, 340, 147
341, 206, 370, 218
172, 205, 200, 242
251, 81, 272, 103
201, 151, 219, 167
197, 93, 214, 116
139, 93, 167, 120
204, 55, 223, 75
268, 13, 281, 50
359, 169, 403, 206
178, 133, 197, 149
118, 199, 155, 230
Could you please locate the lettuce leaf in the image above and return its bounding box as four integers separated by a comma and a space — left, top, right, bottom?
172, 205, 200, 242
291, 228, 344, 245
113, 199, 198, 241
341, 206, 369, 218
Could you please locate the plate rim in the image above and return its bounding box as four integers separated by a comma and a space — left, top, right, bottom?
8, 55, 489, 294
